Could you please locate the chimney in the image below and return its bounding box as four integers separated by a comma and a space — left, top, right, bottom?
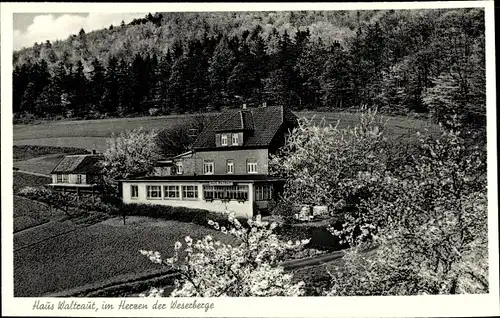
91, 149, 97, 155
262, 101, 267, 108
242, 103, 247, 109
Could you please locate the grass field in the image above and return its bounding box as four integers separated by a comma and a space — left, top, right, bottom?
13, 172, 51, 193
14, 216, 238, 297
12, 172, 65, 232
13, 145, 88, 161
13, 154, 68, 175
13, 196, 57, 233
13, 112, 439, 153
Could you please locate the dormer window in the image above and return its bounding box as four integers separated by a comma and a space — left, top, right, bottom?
221, 134, 228, 146
232, 133, 239, 145
175, 161, 183, 175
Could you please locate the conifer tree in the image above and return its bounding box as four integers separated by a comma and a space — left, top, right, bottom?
89, 58, 105, 113
208, 36, 237, 109
102, 55, 120, 114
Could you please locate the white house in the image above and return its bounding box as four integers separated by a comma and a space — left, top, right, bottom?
118, 104, 298, 218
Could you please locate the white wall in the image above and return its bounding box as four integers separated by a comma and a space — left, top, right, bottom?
51, 173, 87, 184
122, 181, 255, 218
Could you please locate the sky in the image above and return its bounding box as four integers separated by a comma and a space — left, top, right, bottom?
13, 13, 147, 50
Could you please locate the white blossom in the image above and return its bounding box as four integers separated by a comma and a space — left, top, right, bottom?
140, 212, 306, 297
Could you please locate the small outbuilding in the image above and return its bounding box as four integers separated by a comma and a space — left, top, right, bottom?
48, 154, 105, 196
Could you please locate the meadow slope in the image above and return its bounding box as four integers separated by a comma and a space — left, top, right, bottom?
13, 112, 439, 153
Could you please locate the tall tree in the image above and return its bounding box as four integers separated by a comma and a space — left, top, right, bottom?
117, 58, 133, 115
168, 55, 189, 113
151, 51, 173, 113
319, 42, 353, 110
67, 60, 88, 117
264, 30, 298, 106
102, 55, 120, 114
20, 82, 37, 115
89, 58, 105, 113
208, 36, 236, 109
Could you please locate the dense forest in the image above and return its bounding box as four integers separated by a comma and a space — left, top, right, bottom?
13, 9, 485, 127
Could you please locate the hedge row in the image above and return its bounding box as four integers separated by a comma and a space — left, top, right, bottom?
114, 203, 248, 230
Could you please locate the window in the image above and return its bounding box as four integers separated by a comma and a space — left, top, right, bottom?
203, 161, 214, 175
255, 184, 273, 201
221, 134, 228, 146
164, 185, 180, 199
131, 185, 139, 199
62, 174, 69, 183
247, 161, 257, 174
146, 185, 162, 199
76, 174, 83, 184
232, 133, 239, 145
226, 160, 234, 174
182, 185, 198, 200
175, 161, 183, 175
203, 185, 248, 201
56, 174, 63, 183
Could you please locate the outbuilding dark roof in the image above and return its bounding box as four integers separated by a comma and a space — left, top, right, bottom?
51, 155, 104, 174
193, 105, 297, 150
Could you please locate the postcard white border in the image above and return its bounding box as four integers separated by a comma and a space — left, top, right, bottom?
1, 1, 498, 317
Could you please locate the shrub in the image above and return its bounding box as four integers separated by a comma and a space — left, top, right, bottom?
102, 128, 161, 184
139, 212, 309, 297
269, 107, 390, 220
327, 118, 488, 295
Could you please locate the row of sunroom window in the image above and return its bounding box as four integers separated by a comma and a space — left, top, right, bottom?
56, 174, 84, 184
131, 184, 273, 201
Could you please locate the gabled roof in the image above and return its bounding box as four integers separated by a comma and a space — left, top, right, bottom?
193, 105, 297, 150
213, 109, 255, 132
51, 154, 104, 174
241, 110, 255, 130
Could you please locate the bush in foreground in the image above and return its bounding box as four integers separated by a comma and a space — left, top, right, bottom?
327, 119, 488, 295
139, 211, 309, 297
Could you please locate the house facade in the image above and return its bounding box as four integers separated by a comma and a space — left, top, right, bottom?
119, 104, 298, 218
48, 154, 105, 195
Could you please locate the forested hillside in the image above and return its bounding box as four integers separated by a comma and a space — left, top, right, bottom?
13, 9, 485, 127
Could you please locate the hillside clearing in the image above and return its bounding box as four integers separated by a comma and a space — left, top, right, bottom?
13, 112, 439, 153
13, 153, 69, 176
